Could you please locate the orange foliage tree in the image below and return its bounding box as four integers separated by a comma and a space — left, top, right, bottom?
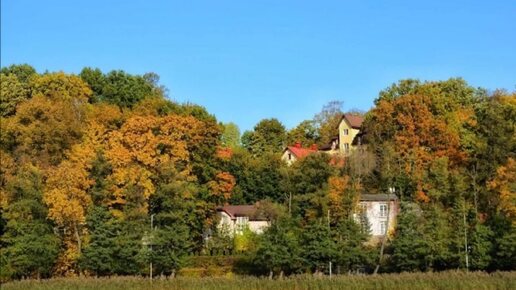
488, 158, 516, 224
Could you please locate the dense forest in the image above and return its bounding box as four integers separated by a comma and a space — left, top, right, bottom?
0, 64, 514, 281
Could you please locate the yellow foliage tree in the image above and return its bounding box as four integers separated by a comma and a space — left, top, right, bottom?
44, 160, 94, 274
31, 72, 92, 102
488, 158, 516, 224
104, 114, 205, 215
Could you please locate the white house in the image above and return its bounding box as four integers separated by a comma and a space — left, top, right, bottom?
217, 205, 269, 235
355, 193, 399, 238
216, 193, 399, 242
281, 143, 318, 166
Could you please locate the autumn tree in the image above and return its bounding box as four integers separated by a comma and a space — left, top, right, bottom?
0, 64, 37, 84
488, 158, 516, 223
2, 73, 91, 167
44, 160, 94, 274
0, 73, 31, 117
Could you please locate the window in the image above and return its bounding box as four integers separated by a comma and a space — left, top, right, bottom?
344, 143, 350, 153
236, 216, 249, 233
380, 221, 387, 235
379, 204, 388, 217
343, 129, 349, 135
288, 153, 292, 160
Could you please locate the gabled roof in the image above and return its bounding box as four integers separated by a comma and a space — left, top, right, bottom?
319, 135, 339, 151
284, 143, 317, 159
217, 205, 268, 221
360, 194, 398, 202
341, 113, 364, 129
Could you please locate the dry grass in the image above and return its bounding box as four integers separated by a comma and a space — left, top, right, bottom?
2, 271, 515, 290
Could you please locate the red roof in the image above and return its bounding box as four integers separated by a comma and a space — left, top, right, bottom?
342, 113, 364, 129
285, 143, 317, 159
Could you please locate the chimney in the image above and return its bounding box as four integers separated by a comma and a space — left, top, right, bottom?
294, 142, 302, 148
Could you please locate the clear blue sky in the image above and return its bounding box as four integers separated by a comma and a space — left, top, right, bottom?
2, 1, 515, 131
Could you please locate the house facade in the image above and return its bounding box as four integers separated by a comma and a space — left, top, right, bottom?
320, 113, 365, 156
355, 194, 399, 238
281, 143, 318, 165
217, 205, 269, 235
218, 194, 399, 242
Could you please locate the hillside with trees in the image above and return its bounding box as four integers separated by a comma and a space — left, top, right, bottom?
0, 64, 514, 281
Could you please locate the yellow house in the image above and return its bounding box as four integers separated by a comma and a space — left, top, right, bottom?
320, 113, 364, 156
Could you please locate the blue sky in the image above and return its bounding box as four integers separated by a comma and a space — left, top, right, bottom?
2, 1, 515, 131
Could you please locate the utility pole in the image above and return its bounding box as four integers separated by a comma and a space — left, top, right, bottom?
289, 192, 292, 215
328, 209, 332, 278
150, 214, 155, 281
374, 187, 393, 275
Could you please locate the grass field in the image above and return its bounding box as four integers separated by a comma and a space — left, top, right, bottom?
2, 271, 515, 290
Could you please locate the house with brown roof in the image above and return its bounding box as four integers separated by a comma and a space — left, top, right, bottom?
281, 142, 318, 165
217, 204, 270, 235
320, 113, 365, 156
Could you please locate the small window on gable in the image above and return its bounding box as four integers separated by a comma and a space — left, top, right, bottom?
288, 153, 292, 160
343, 129, 349, 135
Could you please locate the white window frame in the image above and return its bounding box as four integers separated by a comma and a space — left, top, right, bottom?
235, 216, 249, 233
380, 221, 387, 235
343, 129, 349, 135
379, 204, 388, 217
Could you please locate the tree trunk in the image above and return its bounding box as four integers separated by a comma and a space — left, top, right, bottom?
73, 222, 82, 255
269, 270, 273, 280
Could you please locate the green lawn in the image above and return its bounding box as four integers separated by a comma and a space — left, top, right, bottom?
2, 271, 515, 290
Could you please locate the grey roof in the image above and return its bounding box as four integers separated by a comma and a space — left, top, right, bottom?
360, 194, 398, 201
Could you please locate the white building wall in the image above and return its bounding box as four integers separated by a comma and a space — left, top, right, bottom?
281, 149, 297, 165
357, 200, 398, 237
248, 221, 269, 234
217, 211, 270, 235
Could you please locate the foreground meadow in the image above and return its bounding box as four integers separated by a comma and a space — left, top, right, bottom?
3, 271, 515, 290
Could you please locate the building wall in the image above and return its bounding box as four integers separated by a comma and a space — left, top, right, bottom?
281, 149, 297, 165
248, 221, 269, 234
357, 200, 399, 237
338, 119, 361, 155
217, 211, 269, 235
218, 211, 236, 233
